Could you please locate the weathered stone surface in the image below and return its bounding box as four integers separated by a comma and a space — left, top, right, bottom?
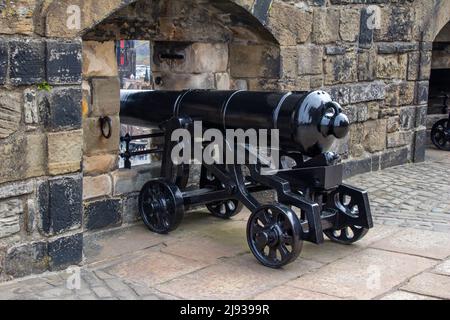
46, 40, 82, 84
0, 0, 35, 35
343, 158, 372, 179
358, 7, 373, 49
0, 198, 22, 239
84, 199, 122, 231
387, 116, 400, 133
5, 242, 48, 278
230, 44, 280, 78
111, 164, 160, 196
91, 78, 120, 116
122, 194, 140, 224
413, 129, 426, 163
433, 259, 450, 277
153, 42, 228, 74
380, 147, 408, 169
9, 39, 45, 85
47, 130, 83, 175
83, 154, 118, 176
387, 131, 412, 148
254, 286, 340, 300
289, 248, 435, 300
376, 54, 407, 79
23, 88, 39, 125
0, 133, 46, 184
357, 49, 376, 81
0, 40, 7, 84
0, 90, 21, 138
46, 87, 82, 131
375, 7, 414, 42
381, 291, 439, 300
156, 254, 321, 299
83, 117, 120, 156
39, 176, 82, 235
82, 41, 118, 77
402, 273, 450, 300
349, 82, 385, 104
106, 250, 207, 287
83, 174, 112, 200
48, 233, 83, 271
267, 2, 313, 45
215, 73, 230, 90
0, 180, 34, 199
340, 8, 360, 42
313, 7, 340, 44
324, 52, 357, 85
371, 228, 450, 260
363, 119, 387, 153
416, 81, 429, 105
298, 45, 323, 75
153, 72, 215, 90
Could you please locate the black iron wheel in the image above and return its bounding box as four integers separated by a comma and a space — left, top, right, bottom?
324, 193, 369, 244
203, 170, 243, 219
431, 119, 450, 151
324, 226, 369, 244
247, 204, 302, 268
206, 199, 243, 219
139, 179, 184, 234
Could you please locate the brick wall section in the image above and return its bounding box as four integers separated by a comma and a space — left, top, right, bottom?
0, 0, 448, 280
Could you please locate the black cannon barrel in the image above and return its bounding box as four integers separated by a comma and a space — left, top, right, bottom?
120, 90, 350, 157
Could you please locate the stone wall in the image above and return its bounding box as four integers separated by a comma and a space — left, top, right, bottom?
0, 0, 449, 280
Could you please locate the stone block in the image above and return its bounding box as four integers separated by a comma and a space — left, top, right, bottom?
324, 52, 357, 85
387, 131, 412, 148
0, 40, 7, 84
83, 116, 120, 156
419, 50, 432, 80
362, 119, 387, 153
25, 133, 47, 178
0, 90, 22, 138
298, 45, 323, 75
340, 8, 360, 42
111, 164, 161, 196
407, 52, 420, 80
5, 242, 48, 278
413, 129, 426, 163
153, 42, 228, 74
230, 44, 280, 78
48, 130, 83, 175
84, 199, 122, 231
416, 81, 429, 105
153, 72, 215, 90
289, 248, 435, 300
0, 198, 22, 239
45, 87, 82, 131
327, 86, 350, 106
23, 88, 39, 125
48, 233, 83, 271
46, 40, 82, 84
381, 147, 409, 169
83, 154, 118, 175
343, 158, 372, 179
280, 47, 297, 79
399, 106, 416, 130
313, 7, 340, 44
39, 176, 82, 235
91, 77, 120, 116
415, 105, 428, 128
82, 41, 118, 77
215, 73, 230, 90
0, 0, 35, 35
375, 7, 414, 42
83, 174, 112, 200
9, 39, 45, 85
122, 194, 140, 224
0, 180, 34, 200
387, 116, 400, 133
398, 82, 415, 106
267, 2, 313, 45
376, 54, 407, 79
402, 273, 450, 300
358, 8, 373, 49
357, 49, 376, 82
349, 82, 385, 104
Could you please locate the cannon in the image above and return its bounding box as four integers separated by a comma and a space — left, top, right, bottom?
120, 89, 373, 268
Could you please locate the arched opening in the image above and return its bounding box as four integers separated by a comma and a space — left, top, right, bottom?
426, 20, 450, 150
79, 0, 280, 235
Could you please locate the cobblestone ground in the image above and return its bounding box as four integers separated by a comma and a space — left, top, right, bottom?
0, 149, 449, 300
348, 149, 450, 232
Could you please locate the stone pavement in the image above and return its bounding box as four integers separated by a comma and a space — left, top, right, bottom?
0, 149, 449, 300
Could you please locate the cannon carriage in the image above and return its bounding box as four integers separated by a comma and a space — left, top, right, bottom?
120, 89, 373, 268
